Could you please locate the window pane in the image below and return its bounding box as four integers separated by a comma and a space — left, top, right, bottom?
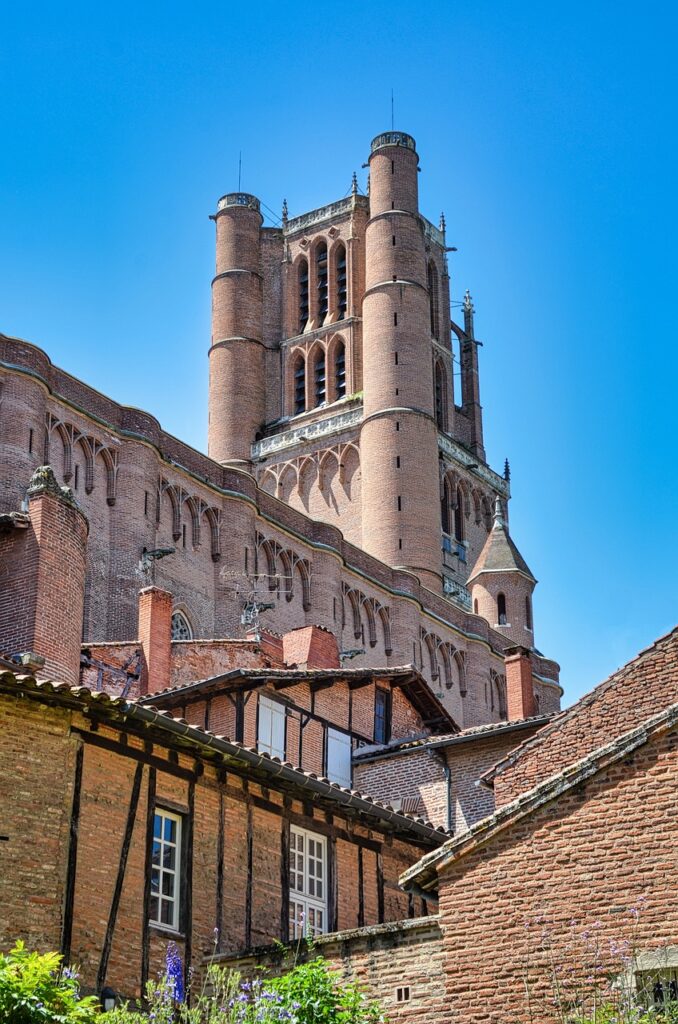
160, 899, 174, 926
153, 815, 162, 839
164, 817, 176, 843
151, 868, 160, 893
162, 873, 174, 897
150, 895, 159, 921
163, 846, 176, 870
152, 841, 161, 865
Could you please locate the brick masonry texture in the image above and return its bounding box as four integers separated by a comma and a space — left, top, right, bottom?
489, 626, 678, 806
354, 722, 546, 831
433, 722, 678, 1023
0, 129, 561, 739
0, 331, 561, 733
217, 917, 445, 1023
0, 679, 442, 999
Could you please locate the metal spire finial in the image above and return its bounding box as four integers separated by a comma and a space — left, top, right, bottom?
439, 211, 446, 233
493, 496, 505, 529
351, 171, 358, 196
504, 458, 511, 482
463, 289, 475, 337
282, 198, 288, 226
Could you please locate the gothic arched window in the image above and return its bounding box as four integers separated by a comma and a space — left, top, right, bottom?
434, 359, 448, 431
427, 260, 439, 339
171, 611, 193, 640
293, 355, 306, 415
336, 245, 347, 320
441, 477, 452, 535
497, 593, 507, 626
454, 486, 465, 542
298, 259, 309, 333
313, 349, 326, 407
316, 242, 328, 319
335, 340, 346, 399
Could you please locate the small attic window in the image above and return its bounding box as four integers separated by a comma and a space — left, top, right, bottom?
395, 986, 411, 1003
497, 593, 507, 626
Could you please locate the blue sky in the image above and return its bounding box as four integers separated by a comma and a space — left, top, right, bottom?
1, 1, 676, 704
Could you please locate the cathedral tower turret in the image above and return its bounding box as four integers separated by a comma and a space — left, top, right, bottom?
209, 193, 265, 467
359, 132, 442, 592
468, 498, 537, 646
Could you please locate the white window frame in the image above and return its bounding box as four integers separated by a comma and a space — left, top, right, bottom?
326, 727, 352, 788
150, 808, 182, 932
289, 825, 328, 939
258, 695, 286, 760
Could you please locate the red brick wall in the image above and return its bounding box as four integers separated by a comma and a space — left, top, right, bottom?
218, 917, 445, 1024
492, 628, 678, 807
436, 724, 678, 1023
354, 723, 545, 831
0, 311, 561, 730
354, 749, 448, 826
0, 691, 76, 952
0, 689, 438, 999
0, 481, 88, 686
138, 587, 172, 694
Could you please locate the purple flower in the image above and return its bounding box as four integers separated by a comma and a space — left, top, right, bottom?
165, 941, 185, 1003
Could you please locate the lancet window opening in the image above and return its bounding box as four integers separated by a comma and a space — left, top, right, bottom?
497, 592, 507, 626
336, 244, 347, 320
298, 259, 309, 333
427, 260, 439, 339
434, 359, 448, 432
293, 356, 306, 415
441, 477, 452, 535
316, 242, 328, 319
314, 349, 326, 407
454, 486, 465, 542
335, 340, 346, 399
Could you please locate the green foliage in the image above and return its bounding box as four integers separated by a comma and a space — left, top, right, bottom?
521, 903, 678, 1024
107, 955, 385, 1024
0, 941, 100, 1024
266, 957, 384, 1024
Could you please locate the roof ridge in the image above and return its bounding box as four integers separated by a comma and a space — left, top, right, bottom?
0, 669, 452, 843
401, 700, 678, 892
481, 623, 678, 785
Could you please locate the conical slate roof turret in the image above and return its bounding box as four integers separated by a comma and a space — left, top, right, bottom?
467, 498, 536, 585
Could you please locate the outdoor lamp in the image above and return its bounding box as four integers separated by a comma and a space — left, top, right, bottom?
100, 986, 116, 1012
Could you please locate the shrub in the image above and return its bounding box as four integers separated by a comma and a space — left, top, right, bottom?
0, 941, 100, 1024
106, 946, 385, 1024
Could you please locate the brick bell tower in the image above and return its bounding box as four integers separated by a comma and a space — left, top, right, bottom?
208, 193, 265, 467
360, 132, 442, 592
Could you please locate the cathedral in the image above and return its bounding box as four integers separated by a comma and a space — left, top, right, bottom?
2, 130, 677, 1023
0, 129, 560, 728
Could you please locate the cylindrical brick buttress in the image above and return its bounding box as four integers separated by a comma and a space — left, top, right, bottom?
209, 194, 265, 467
360, 133, 442, 592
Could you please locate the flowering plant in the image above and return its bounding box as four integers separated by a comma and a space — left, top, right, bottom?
0, 941, 100, 1023
521, 901, 678, 1023
106, 945, 385, 1024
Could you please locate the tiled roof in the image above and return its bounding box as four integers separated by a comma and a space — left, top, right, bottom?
354, 715, 551, 761
138, 664, 458, 732
0, 669, 451, 845
481, 624, 678, 788
467, 507, 535, 584
401, 701, 678, 893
